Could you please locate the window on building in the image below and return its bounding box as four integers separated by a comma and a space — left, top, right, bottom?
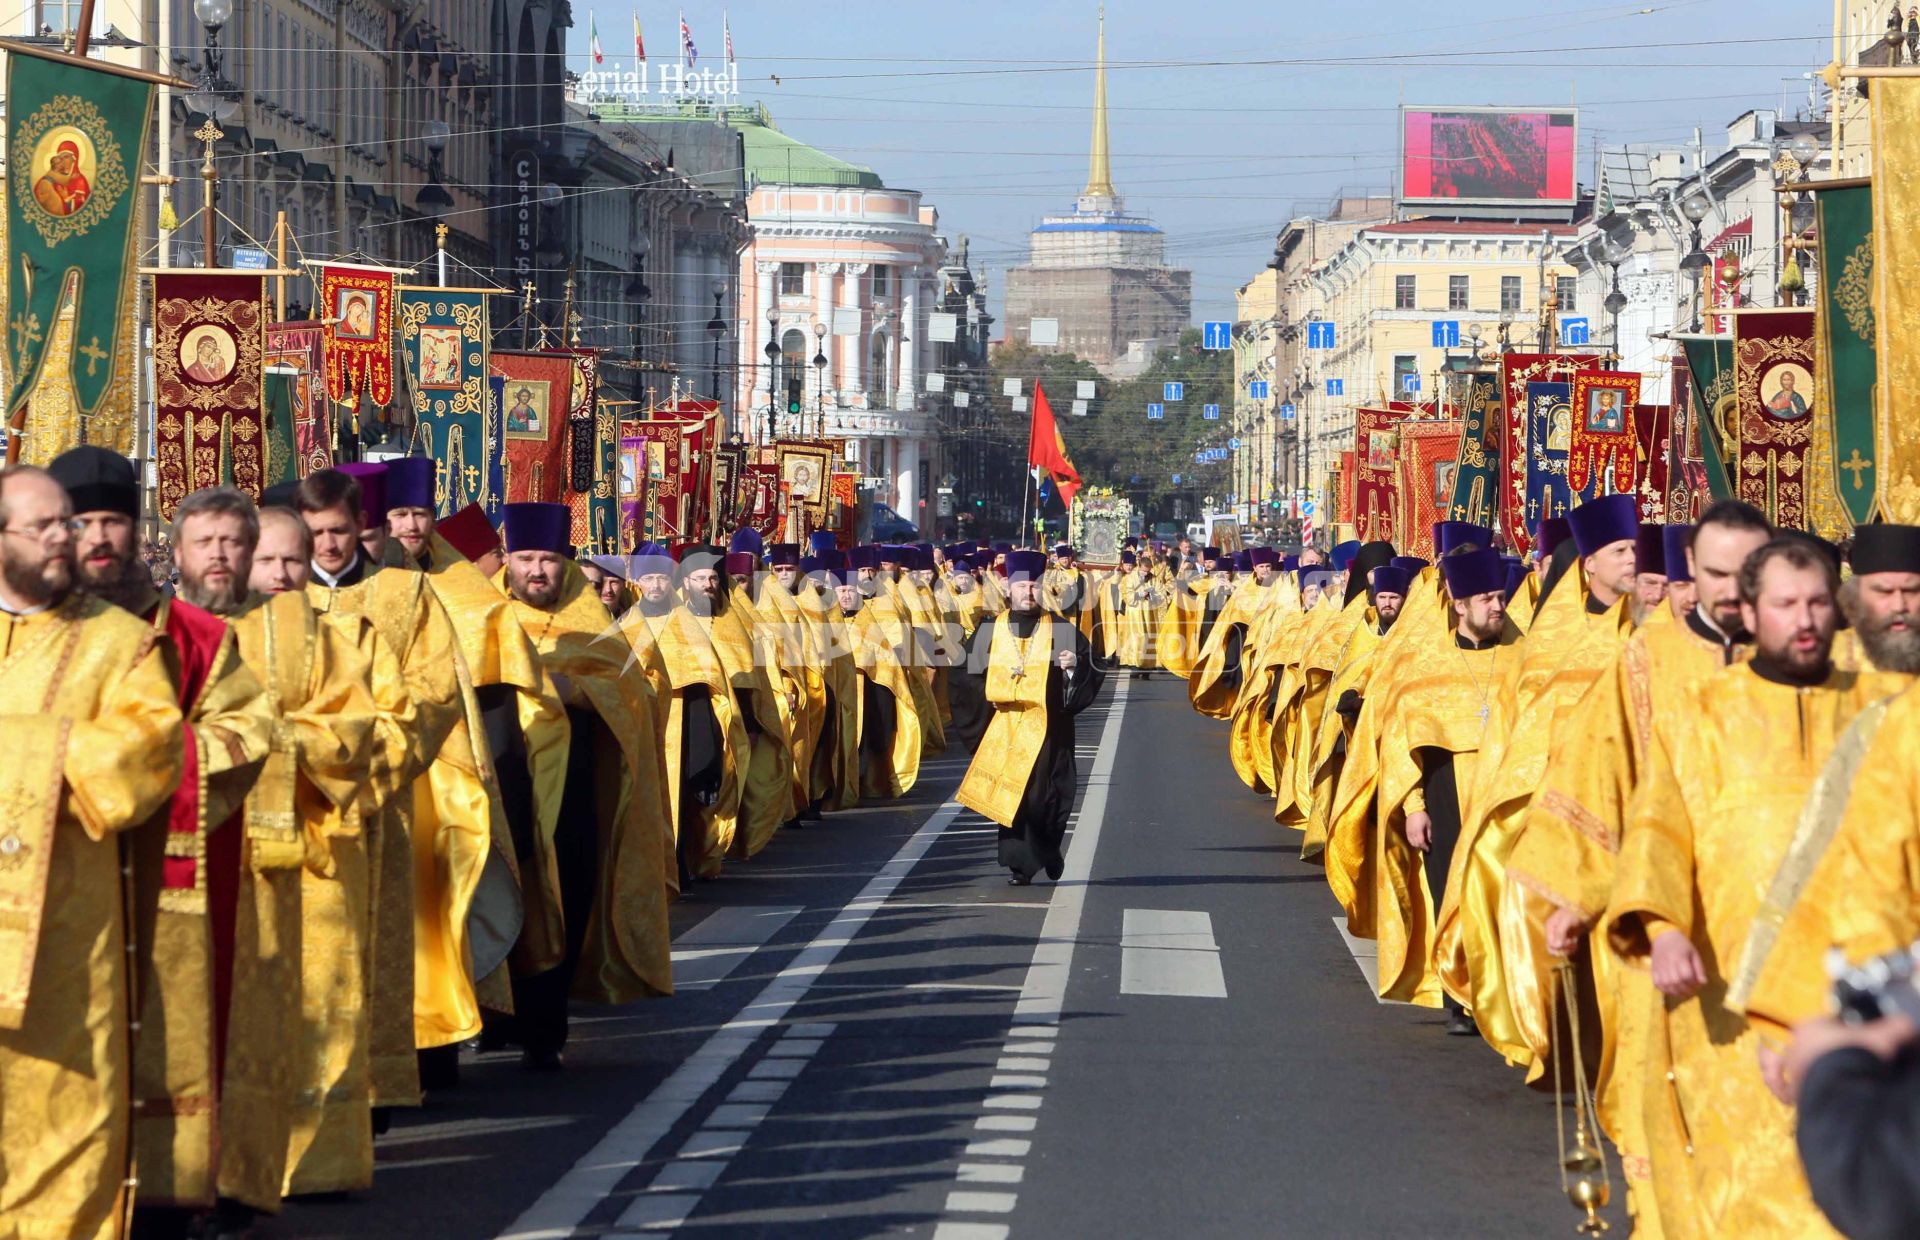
1556, 275, 1578, 313
1392, 354, 1420, 397
1394, 275, 1416, 310
869, 331, 892, 402
779, 262, 806, 296
1448, 275, 1469, 311
35, 0, 81, 33
1501, 276, 1523, 313
872, 265, 891, 298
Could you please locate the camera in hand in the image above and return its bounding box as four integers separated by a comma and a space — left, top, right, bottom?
1830, 942, 1920, 1025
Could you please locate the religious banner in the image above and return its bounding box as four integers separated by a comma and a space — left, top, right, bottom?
1633, 404, 1673, 522
398, 289, 492, 516
1668, 352, 1707, 520
1332, 451, 1355, 528
1816, 184, 1876, 530
1874, 81, 1920, 520
620, 419, 690, 546
320, 263, 396, 405
1677, 334, 1739, 503
3, 45, 155, 462
1497, 352, 1592, 555
152, 272, 268, 518
561, 347, 600, 494
1444, 373, 1502, 531
265, 322, 330, 475
261, 368, 297, 490
737, 462, 781, 541
1395, 418, 1462, 560
1733, 308, 1816, 529
829, 471, 858, 542
492, 350, 573, 504
777, 441, 834, 526
710, 442, 747, 530
1567, 369, 1641, 500
1351, 406, 1409, 544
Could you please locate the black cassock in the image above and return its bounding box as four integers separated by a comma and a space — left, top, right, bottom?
952, 610, 1105, 881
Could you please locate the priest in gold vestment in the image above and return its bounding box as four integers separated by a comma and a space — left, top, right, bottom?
954, 551, 1104, 885
838, 548, 922, 800
1507, 507, 1769, 1239
0, 466, 184, 1240
1605, 536, 1908, 1239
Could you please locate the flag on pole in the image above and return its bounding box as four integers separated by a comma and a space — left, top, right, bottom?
633, 12, 646, 60
680, 9, 697, 67
1027, 381, 1083, 509
724, 10, 734, 64
589, 10, 603, 63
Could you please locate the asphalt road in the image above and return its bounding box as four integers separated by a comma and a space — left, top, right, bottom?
263, 673, 1619, 1239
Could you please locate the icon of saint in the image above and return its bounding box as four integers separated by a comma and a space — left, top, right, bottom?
32, 139, 90, 217
1767, 370, 1809, 418
183, 334, 227, 382
506, 386, 541, 433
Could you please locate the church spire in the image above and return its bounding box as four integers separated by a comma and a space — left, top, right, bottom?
1082, 7, 1116, 201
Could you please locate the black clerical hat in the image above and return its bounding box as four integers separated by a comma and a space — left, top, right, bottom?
1849, 524, 1920, 575
47, 445, 138, 518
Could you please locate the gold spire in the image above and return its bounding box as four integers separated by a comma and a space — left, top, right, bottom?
1082, 6, 1116, 200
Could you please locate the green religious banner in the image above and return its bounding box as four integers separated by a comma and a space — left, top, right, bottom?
2, 43, 156, 464
398, 288, 493, 515
1676, 334, 1738, 503
1816, 184, 1877, 528
262, 367, 298, 489
1443, 373, 1501, 530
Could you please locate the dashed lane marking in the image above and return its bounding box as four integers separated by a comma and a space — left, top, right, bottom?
1119, 909, 1228, 998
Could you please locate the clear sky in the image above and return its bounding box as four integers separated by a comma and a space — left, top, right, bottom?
573, 1, 1835, 329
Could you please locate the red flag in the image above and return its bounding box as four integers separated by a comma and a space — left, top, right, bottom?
1027, 381, 1082, 509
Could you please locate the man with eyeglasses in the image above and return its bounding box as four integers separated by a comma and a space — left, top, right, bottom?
0, 465, 186, 1240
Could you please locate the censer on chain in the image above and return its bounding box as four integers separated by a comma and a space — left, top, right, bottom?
1551, 959, 1611, 1234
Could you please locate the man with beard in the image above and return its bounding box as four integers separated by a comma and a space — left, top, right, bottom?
679, 544, 794, 861
955, 550, 1105, 885
788, 547, 863, 812
1663, 524, 1698, 620
1733, 523, 1920, 1037
1504, 504, 1768, 1237
758, 542, 853, 820
1632, 523, 1669, 622
618, 541, 736, 884
1187, 549, 1277, 718
46, 449, 273, 1232
0, 466, 185, 1240
1603, 536, 1909, 1237
498, 504, 673, 1069
294, 464, 465, 1148
836, 554, 922, 799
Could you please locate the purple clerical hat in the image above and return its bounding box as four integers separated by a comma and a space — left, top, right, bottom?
501, 502, 571, 554
337, 462, 389, 524
385, 456, 436, 512
1664, 525, 1695, 583
1440, 547, 1507, 598
1567, 494, 1638, 556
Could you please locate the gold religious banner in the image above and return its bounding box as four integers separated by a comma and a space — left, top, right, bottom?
153, 272, 269, 517
1874, 79, 1920, 521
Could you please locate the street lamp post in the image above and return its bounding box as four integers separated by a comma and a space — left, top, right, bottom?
186, 0, 237, 268
762, 304, 780, 444
1679, 191, 1712, 332
707, 278, 727, 403
1599, 235, 1631, 361
811, 320, 829, 439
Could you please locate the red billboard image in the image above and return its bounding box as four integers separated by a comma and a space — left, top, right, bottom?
1401, 108, 1577, 206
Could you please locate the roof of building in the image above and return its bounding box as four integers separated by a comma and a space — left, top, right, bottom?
729, 104, 883, 189
1367, 219, 1582, 237
1034, 220, 1162, 234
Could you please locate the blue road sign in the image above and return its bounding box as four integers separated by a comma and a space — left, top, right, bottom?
1248, 379, 1270, 400
1326, 378, 1344, 397
1165, 382, 1185, 402
1202, 321, 1233, 350
233, 247, 271, 270
1301, 500, 1317, 517
1431, 320, 1461, 348
1279, 402, 1296, 420
1306, 321, 1336, 350
1403, 374, 1422, 393
1229, 437, 1241, 450
1148, 403, 1164, 420
1560, 316, 1592, 347
1172, 473, 1182, 485
1203, 403, 1220, 420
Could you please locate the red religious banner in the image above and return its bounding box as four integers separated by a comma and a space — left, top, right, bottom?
829, 472, 858, 543
1334, 451, 1356, 527
320, 264, 396, 405
1568, 370, 1642, 498
265, 321, 329, 475
1396, 418, 1463, 560
153, 272, 268, 518
620, 419, 687, 546
1733, 308, 1816, 529
492, 350, 574, 503
1634, 404, 1673, 522
1669, 350, 1710, 521
1351, 406, 1410, 544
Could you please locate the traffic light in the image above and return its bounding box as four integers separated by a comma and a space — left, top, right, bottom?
786, 375, 803, 417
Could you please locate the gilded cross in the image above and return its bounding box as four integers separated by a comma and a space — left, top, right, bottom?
11, 311, 42, 359
464, 464, 480, 492
78, 336, 107, 377
1841, 448, 1873, 490
1526, 497, 1539, 521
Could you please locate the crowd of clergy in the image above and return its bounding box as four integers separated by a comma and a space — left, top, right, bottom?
1169, 491, 1920, 1239
0, 445, 1169, 1240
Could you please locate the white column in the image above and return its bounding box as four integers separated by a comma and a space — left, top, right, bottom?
895, 437, 920, 530
814, 262, 839, 411
895, 279, 917, 412
841, 262, 869, 404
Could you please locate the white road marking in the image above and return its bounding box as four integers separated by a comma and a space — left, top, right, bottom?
1119, 909, 1228, 998
964, 1138, 1032, 1158
668, 906, 803, 991
1332, 916, 1405, 1005
958, 1162, 1025, 1184
945, 1191, 1019, 1214
498, 800, 962, 1239
983, 1095, 1042, 1111
933, 1223, 1011, 1240
679, 1129, 749, 1159
646, 1160, 726, 1192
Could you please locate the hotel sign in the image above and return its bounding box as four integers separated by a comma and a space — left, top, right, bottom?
576, 63, 741, 113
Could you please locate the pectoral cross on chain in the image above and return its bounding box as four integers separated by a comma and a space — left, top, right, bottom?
1477, 704, 1490, 723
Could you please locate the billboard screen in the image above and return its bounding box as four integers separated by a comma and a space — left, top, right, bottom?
1400, 107, 1577, 207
